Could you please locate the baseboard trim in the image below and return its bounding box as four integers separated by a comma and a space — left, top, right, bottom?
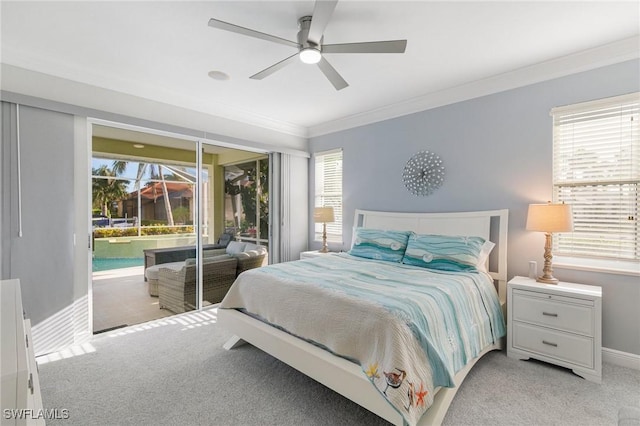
603, 347, 640, 370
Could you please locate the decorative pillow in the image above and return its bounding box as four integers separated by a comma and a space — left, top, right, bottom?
244, 243, 267, 255
402, 233, 488, 272
226, 241, 246, 255
348, 228, 411, 262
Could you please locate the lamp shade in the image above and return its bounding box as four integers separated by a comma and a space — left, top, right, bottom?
314, 207, 335, 223
526, 203, 574, 233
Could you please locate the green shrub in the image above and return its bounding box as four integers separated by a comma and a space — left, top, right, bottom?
93, 225, 194, 238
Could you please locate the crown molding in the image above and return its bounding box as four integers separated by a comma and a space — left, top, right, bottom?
308, 36, 640, 138
3, 36, 638, 142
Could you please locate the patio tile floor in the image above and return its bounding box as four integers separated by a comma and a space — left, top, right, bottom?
92, 266, 172, 333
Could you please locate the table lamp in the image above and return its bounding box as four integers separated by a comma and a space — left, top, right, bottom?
526, 202, 574, 284
314, 207, 335, 253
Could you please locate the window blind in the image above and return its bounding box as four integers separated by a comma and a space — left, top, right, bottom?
551, 92, 639, 261
314, 149, 343, 242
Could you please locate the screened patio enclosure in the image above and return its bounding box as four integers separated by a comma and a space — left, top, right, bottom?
91, 130, 269, 332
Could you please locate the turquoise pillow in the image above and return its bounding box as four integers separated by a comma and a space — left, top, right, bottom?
348, 228, 411, 262
402, 233, 487, 272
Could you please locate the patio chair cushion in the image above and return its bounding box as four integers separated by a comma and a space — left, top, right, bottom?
184, 255, 231, 266
226, 241, 246, 255
145, 261, 185, 297
145, 261, 185, 280
204, 248, 226, 257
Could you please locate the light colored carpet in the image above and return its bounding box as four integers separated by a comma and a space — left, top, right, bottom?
38, 309, 640, 425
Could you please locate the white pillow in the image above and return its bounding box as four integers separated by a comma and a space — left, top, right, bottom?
476, 240, 496, 272
226, 241, 246, 255
244, 243, 267, 255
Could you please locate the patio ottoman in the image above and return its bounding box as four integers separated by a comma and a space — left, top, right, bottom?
144, 261, 185, 296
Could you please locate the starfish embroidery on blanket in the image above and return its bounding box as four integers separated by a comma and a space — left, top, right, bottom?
415, 382, 428, 407
365, 363, 380, 380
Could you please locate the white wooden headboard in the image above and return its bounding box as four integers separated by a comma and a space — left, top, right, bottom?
353, 209, 509, 303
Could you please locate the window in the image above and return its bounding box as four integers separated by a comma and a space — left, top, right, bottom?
314, 149, 343, 243
551, 93, 639, 261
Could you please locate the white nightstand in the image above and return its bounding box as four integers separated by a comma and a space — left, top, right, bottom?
300, 250, 334, 260
507, 276, 602, 383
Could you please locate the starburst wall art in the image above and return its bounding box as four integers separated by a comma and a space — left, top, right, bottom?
402, 151, 445, 196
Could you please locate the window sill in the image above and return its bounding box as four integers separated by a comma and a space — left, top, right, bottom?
554, 256, 640, 277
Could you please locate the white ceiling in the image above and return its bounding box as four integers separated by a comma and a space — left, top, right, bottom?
1, 1, 639, 138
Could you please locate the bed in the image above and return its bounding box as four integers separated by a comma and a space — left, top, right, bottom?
218, 209, 509, 426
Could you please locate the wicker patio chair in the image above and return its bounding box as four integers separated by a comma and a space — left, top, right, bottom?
236, 253, 267, 276
157, 256, 238, 314
203, 242, 267, 277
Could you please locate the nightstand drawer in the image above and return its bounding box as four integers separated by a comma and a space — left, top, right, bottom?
512, 322, 594, 368
512, 290, 594, 336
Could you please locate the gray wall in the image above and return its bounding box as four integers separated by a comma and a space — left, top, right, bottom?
309, 59, 640, 356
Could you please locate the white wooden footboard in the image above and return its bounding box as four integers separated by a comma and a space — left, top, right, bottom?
218, 308, 504, 426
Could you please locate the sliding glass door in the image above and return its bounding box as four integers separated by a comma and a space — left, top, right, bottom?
223, 158, 269, 249
90, 126, 270, 332
91, 131, 201, 331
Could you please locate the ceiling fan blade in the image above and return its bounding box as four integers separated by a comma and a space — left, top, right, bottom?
323, 40, 407, 54
317, 57, 348, 90
250, 53, 300, 80
208, 18, 299, 49
307, 0, 338, 45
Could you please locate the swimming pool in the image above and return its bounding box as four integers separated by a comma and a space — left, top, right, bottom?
92, 257, 144, 272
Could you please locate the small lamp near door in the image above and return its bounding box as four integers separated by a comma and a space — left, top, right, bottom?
314, 207, 335, 253
526, 202, 574, 284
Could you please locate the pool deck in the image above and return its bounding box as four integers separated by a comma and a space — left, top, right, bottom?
93, 266, 173, 333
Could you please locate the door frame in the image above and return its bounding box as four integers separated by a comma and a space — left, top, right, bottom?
84, 118, 269, 332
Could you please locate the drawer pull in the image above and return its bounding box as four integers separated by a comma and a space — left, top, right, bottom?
542, 340, 558, 347
542, 312, 558, 317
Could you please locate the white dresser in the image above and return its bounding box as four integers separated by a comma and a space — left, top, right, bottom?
1, 279, 45, 425
507, 276, 602, 383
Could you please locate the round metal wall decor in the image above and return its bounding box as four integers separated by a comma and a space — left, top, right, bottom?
402, 151, 445, 196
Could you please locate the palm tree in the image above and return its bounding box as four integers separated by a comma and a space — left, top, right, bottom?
92, 165, 129, 217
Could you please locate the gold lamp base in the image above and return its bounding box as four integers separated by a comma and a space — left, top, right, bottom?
319, 222, 329, 253
537, 232, 559, 285
536, 276, 559, 285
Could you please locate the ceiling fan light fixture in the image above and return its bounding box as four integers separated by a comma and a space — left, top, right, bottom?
299, 47, 321, 64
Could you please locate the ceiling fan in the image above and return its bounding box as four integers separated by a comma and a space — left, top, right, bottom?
208, 0, 407, 90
